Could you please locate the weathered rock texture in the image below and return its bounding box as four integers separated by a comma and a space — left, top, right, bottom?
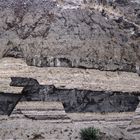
0, 0, 140, 139
12, 101, 71, 121
1, 101, 135, 140
0, 92, 22, 115
1, 57, 140, 92
0, 57, 140, 116
0, 0, 140, 72
127, 101, 140, 140
0, 101, 137, 140
1, 76, 139, 115
11, 77, 140, 113
0, 62, 140, 139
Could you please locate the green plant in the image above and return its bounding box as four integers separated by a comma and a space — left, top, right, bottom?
80, 127, 100, 140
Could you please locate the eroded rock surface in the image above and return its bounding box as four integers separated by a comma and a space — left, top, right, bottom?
0, 76, 139, 115
21, 86, 140, 113
0, 1, 140, 139
0, 0, 140, 72
5, 77, 140, 114
0, 116, 135, 140
1, 57, 140, 92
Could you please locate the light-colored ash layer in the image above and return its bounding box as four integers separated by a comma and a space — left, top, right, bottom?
0, 57, 140, 93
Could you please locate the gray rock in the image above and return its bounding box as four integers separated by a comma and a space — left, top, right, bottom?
11, 77, 140, 113
1, 76, 139, 115
10, 77, 39, 87
0, 0, 139, 72
0, 92, 22, 115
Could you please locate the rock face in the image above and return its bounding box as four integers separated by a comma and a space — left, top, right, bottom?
0, 114, 136, 140
22, 84, 139, 113
0, 0, 140, 72
12, 101, 71, 121
45, 89, 139, 113
0, 77, 138, 115
0, 76, 138, 139
0, 92, 22, 115
0, 77, 139, 115
0, 0, 140, 139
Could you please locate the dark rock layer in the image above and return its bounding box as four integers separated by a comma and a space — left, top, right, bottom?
22, 85, 139, 113
0, 77, 139, 115
0, 92, 22, 115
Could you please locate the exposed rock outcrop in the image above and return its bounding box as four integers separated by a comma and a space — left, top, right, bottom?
12, 101, 71, 121
1, 57, 140, 93
0, 1, 140, 139
0, 0, 139, 72
21, 83, 140, 113
0, 92, 22, 115
1, 77, 139, 115
0, 114, 136, 140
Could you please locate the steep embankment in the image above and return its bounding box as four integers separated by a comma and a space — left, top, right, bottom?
0, 0, 140, 72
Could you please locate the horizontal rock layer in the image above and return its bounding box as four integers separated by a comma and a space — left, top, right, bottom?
0, 57, 140, 92
0, 76, 139, 115
0, 101, 137, 140
21, 83, 140, 113
0, 115, 135, 140
0, 1, 140, 139
12, 101, 71, 122
0, 57, 140, 115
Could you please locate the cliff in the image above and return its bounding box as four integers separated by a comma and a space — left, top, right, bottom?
0, 0, 140, 140
0, 0, 140, 72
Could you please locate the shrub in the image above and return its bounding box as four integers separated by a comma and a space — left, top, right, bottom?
80, 127, 100, 140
